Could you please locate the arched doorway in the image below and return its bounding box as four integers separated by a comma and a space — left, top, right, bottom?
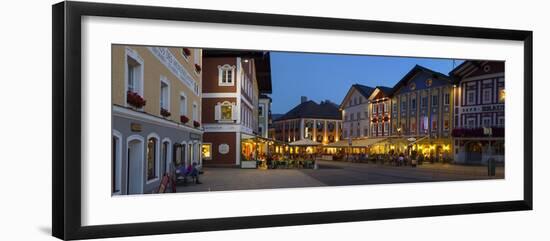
127, 135, 144, 194
466, 141, 483, 164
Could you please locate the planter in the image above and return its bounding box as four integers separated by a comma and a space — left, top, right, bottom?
126, 91, 146, 108
160, 108, 171, 117
194, 64, 202, 73
180, 115, 189, 124
182, 48, 191, 57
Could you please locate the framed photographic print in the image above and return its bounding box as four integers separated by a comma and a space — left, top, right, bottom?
52, 1, 533, 240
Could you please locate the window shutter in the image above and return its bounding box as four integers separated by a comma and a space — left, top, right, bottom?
231, 104, 238, 120
215, 104, 221, 121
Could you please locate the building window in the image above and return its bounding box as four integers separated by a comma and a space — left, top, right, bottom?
215, 101, 236, 122
350, 113, 355, 121
498, 116, 505, 126
482, 117, 492, 127
498, 87, 505, 103
384, 122, 389, 134
432, 95, 438, 107
126, 54, 143, 94
467, 91, 475, 105
421, 96, 428, 108
483, 88, 492, 104
444, 119, 450, 130
192, 102, 198, 122
373, 104, 378, 114
180, 94, 187, 116
161, 140, 171, 174
258, 104, 264, 117
411, 98, 417, 110
218, 64, 235, 86
444, 93, 450, 105
467, 118, 476, 128
112, 133, 121, 194
202, 143, 212, 160
147, 136, 159, 181
432, 119, 437, 131
160, 78, 169, 110
378, 123, 382, 134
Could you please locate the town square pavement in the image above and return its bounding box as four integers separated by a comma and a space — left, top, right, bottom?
176, 160, 504, 193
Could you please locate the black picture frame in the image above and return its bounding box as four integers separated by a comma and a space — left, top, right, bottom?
52, 1, 533, 240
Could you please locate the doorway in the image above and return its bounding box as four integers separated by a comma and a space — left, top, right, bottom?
127, 137, 144, 194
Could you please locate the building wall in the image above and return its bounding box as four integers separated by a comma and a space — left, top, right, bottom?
342, 89, 370, 139
203, 132, 237, 166
453, 61, 505, 164
274, 118, 342, 144
258, 98, 271, 138
111, 46, 202, 126
391, 71, 454, 138
111, 45, 203, 195
368, 90, 392, 137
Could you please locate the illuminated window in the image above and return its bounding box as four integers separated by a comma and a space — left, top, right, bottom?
202, 143, 212, 160
147, 137, 158, 181
499, 88, 505, 103
215, 101, 235, 122
222, 105, 232, 120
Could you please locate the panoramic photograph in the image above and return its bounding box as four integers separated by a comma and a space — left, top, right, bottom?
111, 45, 505, 195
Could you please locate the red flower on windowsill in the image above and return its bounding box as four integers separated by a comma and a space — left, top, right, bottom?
180, 115, 189, 124
194, 64, 202, 73
383, 116, 389, 122
372, 118, 378, 123
126, 91, 146, 108
193, 121, 200, 128
182, 48, 191, 57
160, 108, 171, 117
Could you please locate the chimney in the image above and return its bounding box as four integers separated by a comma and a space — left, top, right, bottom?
301, 96, 308, 103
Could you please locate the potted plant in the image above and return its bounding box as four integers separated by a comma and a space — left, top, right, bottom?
126, 91, 146, 108
180, 115, 189, 124
160, 108, 171, 118
182, 48, 191, 57
194, 64, 201, 73
193, 120, 200, 128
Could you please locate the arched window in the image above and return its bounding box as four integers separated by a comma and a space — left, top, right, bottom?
218, 64, 236, 86
112, 131, 122, 194
161, 138, 171, 175
146, 135, 159, 181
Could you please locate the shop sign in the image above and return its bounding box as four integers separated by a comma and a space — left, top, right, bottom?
190, 133, 201, 140
219, 144, 230, 154
130, 123, 142, 132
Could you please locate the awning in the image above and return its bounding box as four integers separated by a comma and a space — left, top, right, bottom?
324, 138, 387, 148
355, 138, 387, 147
289, 139, 321, 146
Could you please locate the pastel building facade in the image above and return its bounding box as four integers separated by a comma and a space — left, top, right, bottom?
340, 84, 375, 140
390, 65, 455, 158
111, 46, 203, 195
273, 97, 342, 145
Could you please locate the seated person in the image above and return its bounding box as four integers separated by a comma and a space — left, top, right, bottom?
187, 162, 201, 184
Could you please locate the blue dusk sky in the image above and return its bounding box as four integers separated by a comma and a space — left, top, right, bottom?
269, 52, 463, 114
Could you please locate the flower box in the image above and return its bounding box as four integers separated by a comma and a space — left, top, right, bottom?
194, 64, 202, 73
126, 91, 146, 108
160, 108, 171, 117
193, 120, 200, 128
180, 115, 189, 124
182, 48, 191, 57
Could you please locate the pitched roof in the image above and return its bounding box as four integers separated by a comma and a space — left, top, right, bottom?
391, 65, 451, 94
376, 86, 393, 96
276, 100, 341, 121
353, 84, 375, 98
